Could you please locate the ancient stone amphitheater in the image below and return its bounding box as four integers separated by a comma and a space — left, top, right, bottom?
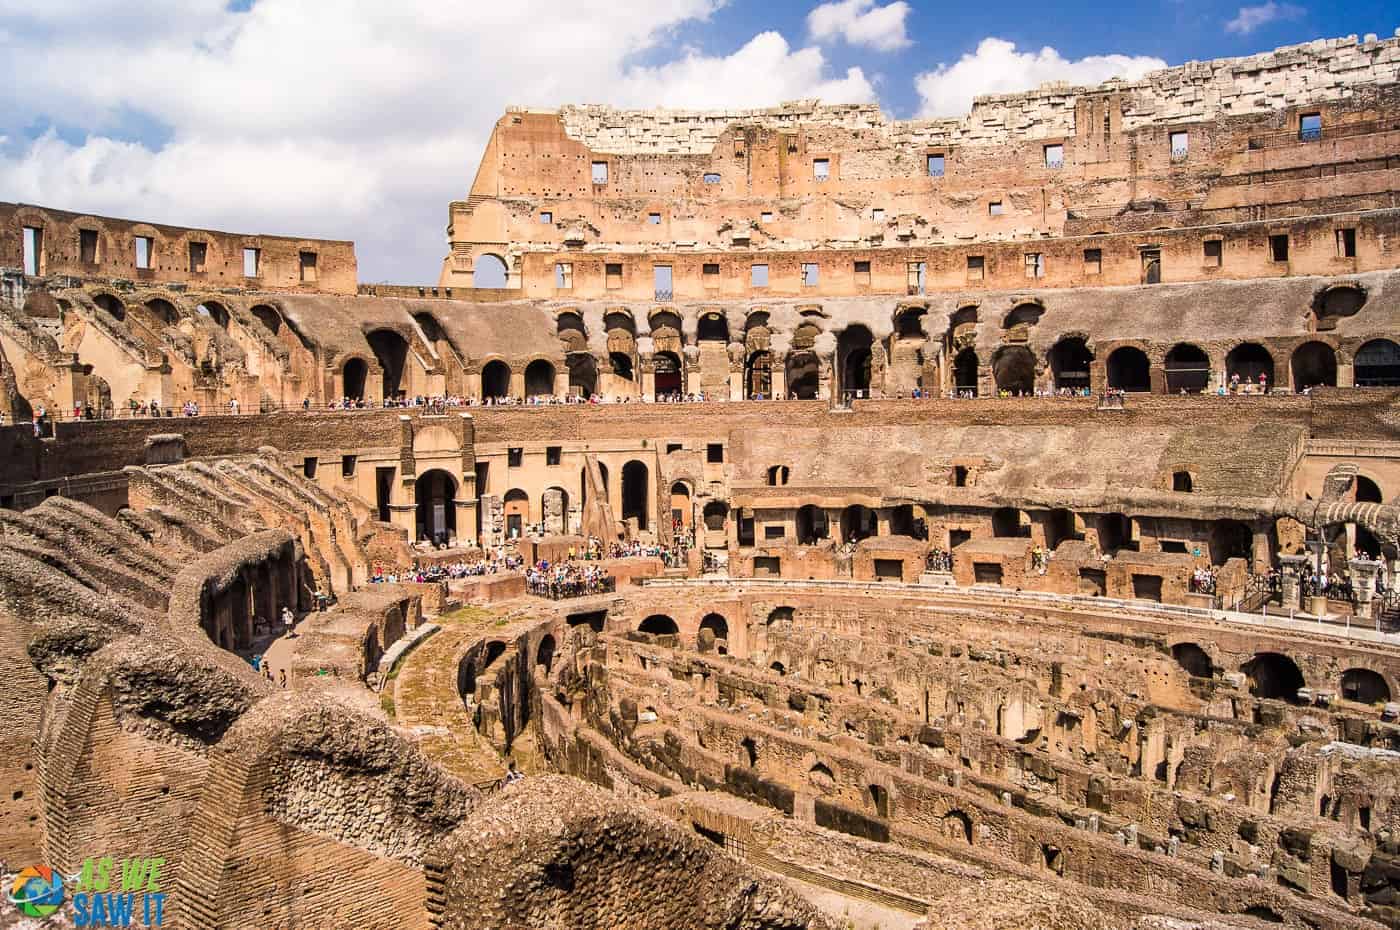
5, 32, 1400, 930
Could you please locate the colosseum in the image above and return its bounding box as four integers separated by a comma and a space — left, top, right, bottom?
4, 30, 1400, 930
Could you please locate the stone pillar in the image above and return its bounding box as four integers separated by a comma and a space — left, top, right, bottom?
1305, 538, 1328, 615
1350, 557, 1382, 619
1278, 553, 1309, 611
542, 487, 566, 536
479, 494, 503, 548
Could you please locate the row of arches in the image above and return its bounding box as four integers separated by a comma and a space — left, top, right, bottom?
1171, 645, 1394, 705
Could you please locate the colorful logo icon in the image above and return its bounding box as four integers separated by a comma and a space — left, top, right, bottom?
8, 864, 65, 918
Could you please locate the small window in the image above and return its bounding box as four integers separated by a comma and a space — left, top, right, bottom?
591, 161, 609, 183
907, 261, 926, 296
1270, 234, 1289, 263
1141, 248, 1161, 284
79, 229, 99, 265
605, 263, 622, 289
707, 443, 724, 464
927, 154, 945, 177
966, 255, 984, 282
188, 241, 208, 274
342, 455, 357, 478
854, 260, 871, 285
703, 263, 720, 288
666, 443, 682, 454
299, 250, 318, 283
555, 262, 573, 289
1043, 144, 1064, 168
953, 465, 968, 487
1024, 253, 1044, 279
648, 212, 661, 225
546, 446, 562, 466
242, 246, 260, 277
872, 208, 885, 222
1161, 540, 1189, 553
751, 264, 769, 287
540, 211, 553, 224
1203, 240, 1222, 267
801, 263, 819, 287
303, 457, 318, 479
703, 173, 721, 184
653, 265, 673, 300
1336, 228, 1357, 258
21, 227, 41, 275
764, 525, 786, 540
1300, 113, 1322, 141
813, 158, 830, 180
1173, 471, 1193, 492
760, 211, 773, 223
1083, 248, 1102, 275
136, 236, 155, 270
989, 201, 1004, 216
507, 447, 523, 467
1169, 131, 1189, 160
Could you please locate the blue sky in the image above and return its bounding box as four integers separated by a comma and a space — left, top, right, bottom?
1, 0, 1395, 282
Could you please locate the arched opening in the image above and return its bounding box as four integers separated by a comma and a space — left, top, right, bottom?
745, 350, 772, 399
537, 634, 556, 673
94, 293, 126, 321
1049, 337, 1092, 392
556, 311, 586, 347
415, 469, 458, 544
1242, 652, 1305, 702
699, 613, 729, 653
1356, 526, 1382, 559
766, 465, 789, 486
1045, 508, 1078, 549
1341, 668, 1390, 705
342, 358, 368, 402
503, 488, 529, 539
1227, 343, 1274, 389
1356, 475, 1383, 504
896, 307, 926, 338
770, 661, 787, 676
1354, 339, 1400, 387
796, 505, 829, 545
414, 311, 446, 343
367, 329, 410, 400
609, 352, 635, 383
942, 810, 973, 844
144, 298, 178, 326
953, 348, 979, 395
840, 505, 877, 544
250, 304, 281, 334
1314, 285, 1367, 329
1003, 302, 1044, 330
739, 737, 758, 767
669, 482, 692, 533
639, 614, 679, 637
481, 360, 512, 400
543, 486, 571, 535
992, 507, 1027, 538
808, 762, 834, 790
786, 351, 820, 399
992, 345, 1036, 395
869, 784, 891, 818
524, 359, 556, 398
653, 351, 682, 396
1165, 343, 1210, 393
473, 253, 508, 288
1172, 643, 1215, 678
767, 606, 795, 626
196, 301, 229, 328
838, 326, 874, 400
697, 312, 728, 343
1211, 520, 1252, 567
458, 660, 478, 706
1290, 341, 1337, 391
1106, 346, 1151, 392
621, 460, 649, 531
702, 501, 728, 532
1173, 471, 1194, 492
566, 353, 597, 397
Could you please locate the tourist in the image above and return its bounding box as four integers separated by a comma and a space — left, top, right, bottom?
282, 606, 296, 637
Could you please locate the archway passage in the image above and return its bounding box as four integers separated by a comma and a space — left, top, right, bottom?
415, 469, 458, 544
481, 360, 511, 400
697, 313, 728, 343
1290, 342, 1337, 392
537, 634, 557, 673
1356, 475, 1383, 504
343, 358, 368, 402
525, 359, 557, 398
567, 353, 597, 397
622, 460, 649, 531
1341, 668, 1390, 705
992, 345, 1036, 395
250, 304, 281, 334
699, 613, 729, 653
1242, 652, 1305, 702
942, 810, 973, 844
1049, 338, 1092, 392
1227, 343, 1274, 389
1355, 339, 1400, 387
1171, 643, 1215, 678
796, 505, 829, 544
745, 350, 772, 399
367, 329, 410, 400
639, 614, 679, 637
838, 326, 874, 400
94, 293, 127, 321
786, 352, 820, 399
1211, 520, 1252, 568
953, 349, 978, 395
1106, 346, 1150, 392
196, 301, 229, 328
473, 253, 507, 288
503, 488, 529, 539
669, 482, 692, 535
609, 352, 635, 383
1165, 343, 1210, 393
840, 505, 877, 544
654, 352, 682, 396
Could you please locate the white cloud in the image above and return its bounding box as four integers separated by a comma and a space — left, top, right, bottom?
807, 0, 911, 52
0, 0, 873, 282
914, 38, 1167, 118
1224, 2, 1304, 35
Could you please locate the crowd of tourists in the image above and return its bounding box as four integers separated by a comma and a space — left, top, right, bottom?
525, 559, 616, 599
925, 548, 953, 572
369, 546, 524, 585
1189, 566, 1219, 595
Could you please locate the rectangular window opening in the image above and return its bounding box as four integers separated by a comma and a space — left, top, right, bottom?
1024, 252, 1045, 279
927, 153, 945, 177
801, 262, 819, 287
79, 229, 99, 265
299, 250, 318, 283
907, 261, 926, 296
546, 446, 562, 466
22, 227, 42, 275
1300, 113, 1322, 141
648, 212, 661, 225
966, 255, 985, 282
188, 241, 208, 274
1203, 239, 1223, 267
751, 264, 769, 288
1270, 234, 1290, 263
540, 211, 552, 224
1043, 144, 1064, 169
1083, 248, 1102, 275
760, 211, 773, 223
1337, 227, 1357, 258
813, 158, 830, 180
989, 201, 1004, 216
653, 264, 673, 301
872, 208, 885, 222
135, 236, 154, 271
242, 246, 260, 277
764, 525, 786, 540
1169, 131, 1189, 160
707, 443, 724, 464
703, 173, 721, 184
303, 457, 318, 479
341, 455, 357, 478
507, 447, 523, 467
703, 263, 720, 289
591, 161, 609, 184
854, 260, 871, 286
605, 263, 623, 289
555, 262, 573, 289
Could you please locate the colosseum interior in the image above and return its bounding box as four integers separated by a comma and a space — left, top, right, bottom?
6, 31, 1400, 930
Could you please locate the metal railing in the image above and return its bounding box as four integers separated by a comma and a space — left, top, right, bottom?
654, 289, 672, 302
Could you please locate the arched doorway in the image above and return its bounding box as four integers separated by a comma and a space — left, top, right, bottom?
1242, 652, 1304, 702
1227, 343, 1274, 389
543, 486, 571, 535
473, 253, 508, 288
953, 349, 979, 395
1354, 339, 1400, 386
1106, 346, 1150, 392
670, 482, 692, 537
609, 352, 635, 384
250, 304, 281, 334
415, 470, 458, 544
1356, 475, 1383, 504
838, 326, 873, 400
639, 614, 679, 637
796, 505, 829, 544
1290, 342, 1337, 391
537, 634, 556, 673
1341, 668, 1390, 705
367, 329, 410, 400
699, 613, 729, 653
94, 293, 127, 321
342, 358, 368, 402
786, 352, 820, 399
566, 353, 597, 397
1211, 520, 1253, 567
1165, 343, 1210, 393
1049, 337, 1092, 392
1171, 643, 1214, 678
745, 350, 772, 399
654, 352, 682, 396
197, 301, 229, 328
503, 488, 529, 539
697, 312, 728, 343
524, 359, 556, 398
622, 460, 649, 531
840, 505, 877, 543
481, 360, 511, 400
992, 345, 1036, 395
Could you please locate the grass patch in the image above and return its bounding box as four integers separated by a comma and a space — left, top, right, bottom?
380, 692, 396, 717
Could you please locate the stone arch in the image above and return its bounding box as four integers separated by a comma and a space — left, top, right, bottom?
566, 353, 597, 396
702, 500, 728, 531
1354, 339, 1400, 386
669, 482, 692, 533
249, 303, 282, 335
697, 311, 728, 343
653, 350, 683, 396
767, 606, 795, 626
1313, 283, 1367, 330
1003, 302, 1044, 330
195, 301, 229, 328
942, 809, 973, 844
766, 465, 790, 486
808, 761, 835, 791
1341, 668, 1390, 705
1241, 652, 1305, 702
473, 253, 508, 288
340, 356, 370, 402
1106, 346, 1150, 392
1048, 337, 1092, 391
796, 505, 828, 544
785, 351, 820, 399
1226, 342, 1274, 388
524, 359, 556, 398
1210, 519, 1252, 567
699, 613, 729, 653
366, 329, 410, 400
894, 306, 927, 338
621, 460, 649, 531
992, 345, 1036, 394
1356, 475, 1383, 504
502, 488, 530, 539
1165, 343, 1210, 393
537, 634, 556, 673
1290, 341, 1337, 391
556, 310, 587, 350
415, 469, 458, 544
639, 614, 679, 637
837, 325, 873, 400
840, 505, 877, 543
1171, 643, 1215, 678
93, 293, 127, 321
953, 348, 979, 395
144, 298, 179, 327
481, 359, 512, 400
543, 486, 571, 535
992, 507, 1027, 538
745, 350, 772, 399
